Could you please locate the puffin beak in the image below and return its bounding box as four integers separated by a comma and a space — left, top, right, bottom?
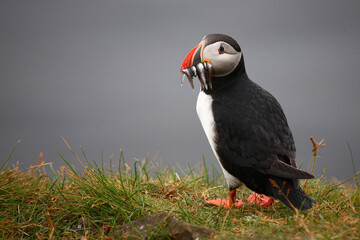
180, 42, 212, 90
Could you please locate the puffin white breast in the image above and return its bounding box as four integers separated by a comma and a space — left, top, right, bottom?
196, 91, 242, 189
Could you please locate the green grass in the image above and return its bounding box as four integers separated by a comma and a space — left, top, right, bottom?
0, 139, 359, 239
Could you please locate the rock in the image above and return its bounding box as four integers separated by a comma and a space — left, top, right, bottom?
110, 212, 215, 239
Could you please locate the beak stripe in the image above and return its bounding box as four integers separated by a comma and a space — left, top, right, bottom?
203, 59, 211, 64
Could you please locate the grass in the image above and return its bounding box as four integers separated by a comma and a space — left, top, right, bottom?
0, 138, 359, 239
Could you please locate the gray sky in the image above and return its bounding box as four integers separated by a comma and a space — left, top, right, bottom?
1, 0, 359, 180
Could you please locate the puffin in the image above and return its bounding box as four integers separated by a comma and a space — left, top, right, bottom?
180, 34, 315, 210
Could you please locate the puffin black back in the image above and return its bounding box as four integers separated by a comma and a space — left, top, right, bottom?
180, 34, 315, 210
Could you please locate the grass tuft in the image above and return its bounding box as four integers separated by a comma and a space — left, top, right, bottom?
0, 139, 359, 239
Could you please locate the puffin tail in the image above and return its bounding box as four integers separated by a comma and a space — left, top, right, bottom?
269, 178, 315, 210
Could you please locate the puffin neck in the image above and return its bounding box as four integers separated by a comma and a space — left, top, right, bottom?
203, 56, 247, 94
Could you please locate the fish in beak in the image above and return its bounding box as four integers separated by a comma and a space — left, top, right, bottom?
180, 41, 212, 90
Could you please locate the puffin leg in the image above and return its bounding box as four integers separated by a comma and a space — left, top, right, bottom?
206, 189, 243, 208
247, 193, 274, 207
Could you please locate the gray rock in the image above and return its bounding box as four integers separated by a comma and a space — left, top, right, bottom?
110, 212, 215, 239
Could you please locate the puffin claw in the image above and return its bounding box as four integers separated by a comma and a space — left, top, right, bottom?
247, 193, 274, 207
206, 198, 243, 209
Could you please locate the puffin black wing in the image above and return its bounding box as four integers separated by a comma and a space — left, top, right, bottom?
212, 77, 314, 181
180, 33, 315, 210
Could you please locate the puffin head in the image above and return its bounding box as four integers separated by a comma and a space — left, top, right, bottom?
180, 34, 243, 90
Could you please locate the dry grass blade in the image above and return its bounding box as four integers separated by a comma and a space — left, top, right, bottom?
61, 136, 86, 170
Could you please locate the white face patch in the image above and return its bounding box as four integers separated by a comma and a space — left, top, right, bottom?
202, 41, 242, 77
196, 91, 242, 189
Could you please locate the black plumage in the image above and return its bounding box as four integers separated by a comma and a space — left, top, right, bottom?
181, 34, 315, 210
211, 56, 314, 210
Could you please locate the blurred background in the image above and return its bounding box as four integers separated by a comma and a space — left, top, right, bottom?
1, 0, 359, 180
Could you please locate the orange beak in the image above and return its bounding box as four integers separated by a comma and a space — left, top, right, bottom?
180, 44, 200, 73
180, 42, 212, 90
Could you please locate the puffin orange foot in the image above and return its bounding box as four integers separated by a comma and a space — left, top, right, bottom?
206, 198, 243, 209
247, 193, 274, 207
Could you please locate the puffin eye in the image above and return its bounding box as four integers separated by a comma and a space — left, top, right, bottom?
218, 45, 225, 54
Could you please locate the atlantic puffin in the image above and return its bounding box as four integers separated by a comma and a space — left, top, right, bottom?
180, 34, 315, 210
